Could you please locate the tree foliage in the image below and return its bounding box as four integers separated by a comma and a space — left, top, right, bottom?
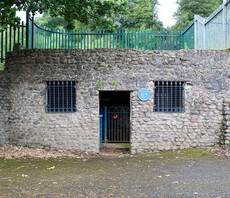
36, 12, 117, 32
35, 13, 67, 29
173, 0, 222, 30
0, 0, 126, 30
113, 0, 163, 30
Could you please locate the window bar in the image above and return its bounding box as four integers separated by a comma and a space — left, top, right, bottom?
166, 81, 168, 112
62, 81, 64, 112
53, 81, 55, 112
175, 82, 177, 112
183, 82, 185, 112
66, 82, 68, 111
57, 81, 60, 112
171, 81, 173, 112
161, 82, 163, 111
157, 81, 160, 112
179, 82, 181, 112
154, 85, 156, 111
74, 82, 76, 111
48, 82, 51, 112
70, 81, 73, 112
45, 82, 47, 112
162, 82, 164, 112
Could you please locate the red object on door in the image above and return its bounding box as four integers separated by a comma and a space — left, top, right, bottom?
113, 113, 118, 119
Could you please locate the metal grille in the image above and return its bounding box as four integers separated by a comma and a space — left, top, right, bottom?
46, 81, 76, 113
100, 106, 130, 143
154, 81, 185, 113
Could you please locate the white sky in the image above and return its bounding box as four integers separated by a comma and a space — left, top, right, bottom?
157, 0, 178, 28
16, 0, 178, 28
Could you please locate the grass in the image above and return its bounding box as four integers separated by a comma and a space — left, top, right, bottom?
139, 148, 220, 160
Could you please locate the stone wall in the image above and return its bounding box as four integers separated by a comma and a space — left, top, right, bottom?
0, 48, 230, 153
0, 71, 9, 145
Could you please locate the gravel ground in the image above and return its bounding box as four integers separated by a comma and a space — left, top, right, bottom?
1, 148, 230, 198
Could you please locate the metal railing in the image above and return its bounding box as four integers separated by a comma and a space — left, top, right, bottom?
1, 14, 201, 66
0, 21, 26, 63
194, 0, 230, 49
101, 106, 130, 143
27, 16, 184, 51
0, 16, 186, 65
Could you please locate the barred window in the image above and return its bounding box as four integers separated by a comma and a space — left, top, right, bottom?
46, 81, 76, 113
154, 81, 185, 113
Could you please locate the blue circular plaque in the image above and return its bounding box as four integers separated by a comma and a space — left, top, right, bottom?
138, 88, 151, 101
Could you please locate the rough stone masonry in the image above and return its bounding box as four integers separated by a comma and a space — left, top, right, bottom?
0, 48, 230, 154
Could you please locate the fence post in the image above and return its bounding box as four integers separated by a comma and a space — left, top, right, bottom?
223, 0, 227, 49
203, 18, 206, 50
181, 31, 184, 49
26, 13, 29, 48
31, 16, 34, 49
194, 15, 198, 49
194, 15, 206, 49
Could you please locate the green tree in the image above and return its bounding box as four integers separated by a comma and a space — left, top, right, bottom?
113, 0, 163, 30
35, 12, 116, 32
173, 0, 222, 30
0, 0, 126, 30
35, 13, 67, 29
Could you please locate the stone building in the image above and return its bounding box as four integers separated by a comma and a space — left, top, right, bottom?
0, 48, 230, 154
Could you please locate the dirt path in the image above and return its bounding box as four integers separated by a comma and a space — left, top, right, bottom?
1, 149, 230, 198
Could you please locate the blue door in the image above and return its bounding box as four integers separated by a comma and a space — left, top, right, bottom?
99, 112, 103, 149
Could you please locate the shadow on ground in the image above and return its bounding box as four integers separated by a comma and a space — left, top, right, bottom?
1, 149, 230, 198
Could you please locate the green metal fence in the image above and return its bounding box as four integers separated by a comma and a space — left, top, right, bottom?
0, 21, 26, 63
0, 16, 192, 66
27, 17, 183, 50
182, 20, 195, 49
